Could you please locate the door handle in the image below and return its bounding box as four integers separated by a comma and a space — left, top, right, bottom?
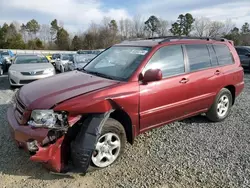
214, 70, 221, 75
179, 78, 189, 84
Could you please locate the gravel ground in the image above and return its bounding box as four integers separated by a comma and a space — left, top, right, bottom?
0, 72, 250, 188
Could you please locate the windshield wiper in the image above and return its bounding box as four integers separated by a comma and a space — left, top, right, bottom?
82, 70, 115, 80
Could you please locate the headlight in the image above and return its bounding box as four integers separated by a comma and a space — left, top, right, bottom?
9, 70, 17, 75
28, 110, 68, 129
43, 68, 54, 74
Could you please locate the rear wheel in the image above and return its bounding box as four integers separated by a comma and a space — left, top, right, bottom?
0, 67, 3, 76
206, 88, 232, 122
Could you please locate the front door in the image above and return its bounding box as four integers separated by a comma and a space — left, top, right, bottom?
139, 45, 190, 132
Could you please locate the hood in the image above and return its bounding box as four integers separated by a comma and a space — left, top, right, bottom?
10, 63, 54, 72
19, 71, 119, 109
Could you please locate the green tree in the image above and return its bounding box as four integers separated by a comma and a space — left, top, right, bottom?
224, 27, 241, 45
55, 27, 69, 50
26, 19, 40, 39
71, 35, 82, 50
144, 15, 161, 37
241, 22, 250, 34
50, 19, 60, 41
170, 13, 195, 36
6, 34, 25, 49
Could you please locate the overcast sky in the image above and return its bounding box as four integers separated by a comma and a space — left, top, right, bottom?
0, 0, 250, 32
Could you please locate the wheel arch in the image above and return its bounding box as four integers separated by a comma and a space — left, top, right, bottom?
224, 85, 236, 105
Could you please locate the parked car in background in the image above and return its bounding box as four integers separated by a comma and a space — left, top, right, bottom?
46, 55, 52, 61
0, 50, 13, 71
7, 36, 244, 174
235, 46, 250, 71
50, 53, 60, 67
0, 56, 6, 75
55, 53, 74, 72
68, 54, 95, 71
8, 54, 56, 87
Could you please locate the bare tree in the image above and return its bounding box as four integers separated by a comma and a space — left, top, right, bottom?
193, 17, 211, 37
39, 24, 51, 44
124, 18, 133, 38
119, 18, 125, 37
206, 21, 225, 37
132, 15, 145, 37
222, 19, 235, 35
158, 18, 169, 36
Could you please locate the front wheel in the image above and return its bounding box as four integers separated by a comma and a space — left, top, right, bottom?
71, 118, 126, 171
206, 88, 232, 122
60, 65, 64, 73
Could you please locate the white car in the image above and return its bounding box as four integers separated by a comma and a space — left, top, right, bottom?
68, 54, 97, 71
55, 54, 74, 72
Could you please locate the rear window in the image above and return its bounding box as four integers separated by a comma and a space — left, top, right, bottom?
185, 44, 211, 71
213, 44, 234, 65
207, 44, 219, 67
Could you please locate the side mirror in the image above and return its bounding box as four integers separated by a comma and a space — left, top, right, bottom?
245, 53, 250, 57
142, 69, 162, 83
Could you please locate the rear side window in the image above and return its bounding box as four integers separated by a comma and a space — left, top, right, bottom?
143, 45, 185, 78
207, 44, 219, 66
185, 44, 211, 71
213, 44, 234, 65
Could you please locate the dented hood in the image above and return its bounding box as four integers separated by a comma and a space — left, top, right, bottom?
19, 71, 119, 109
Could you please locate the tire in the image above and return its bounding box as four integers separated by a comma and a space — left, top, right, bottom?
71, 118, 126, 172
206, 88, 233, 122
60, 65, 64, 73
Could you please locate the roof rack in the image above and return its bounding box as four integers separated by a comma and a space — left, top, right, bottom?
122, 36, 227, 44
153, 36, 227, 44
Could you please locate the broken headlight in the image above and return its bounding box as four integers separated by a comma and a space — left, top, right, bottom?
28, 110, 68, 130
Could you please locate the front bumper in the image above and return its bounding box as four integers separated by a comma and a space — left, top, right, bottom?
7, 106, 65, 172
8, 72, 55, 86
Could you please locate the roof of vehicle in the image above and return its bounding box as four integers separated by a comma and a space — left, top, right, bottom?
235, 46, 250, 49
116, 36, 229, 47
15, 54, 45, 56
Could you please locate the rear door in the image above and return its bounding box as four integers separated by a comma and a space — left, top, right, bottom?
182, 44, 225, 113
139, 45, 191, 132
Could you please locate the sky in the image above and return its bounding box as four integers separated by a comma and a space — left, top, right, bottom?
0, 0, 250, 32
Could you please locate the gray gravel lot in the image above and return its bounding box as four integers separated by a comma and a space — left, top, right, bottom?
0, 72, 250, 188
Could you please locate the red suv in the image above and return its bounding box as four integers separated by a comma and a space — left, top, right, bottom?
7, 36, 244, 173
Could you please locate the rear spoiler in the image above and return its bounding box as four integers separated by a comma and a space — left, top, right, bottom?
227, 40, 234, 46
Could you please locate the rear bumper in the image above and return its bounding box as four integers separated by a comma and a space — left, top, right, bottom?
235, 81, 244, 97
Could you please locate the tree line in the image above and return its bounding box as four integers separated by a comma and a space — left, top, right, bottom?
0, 13, 249, 51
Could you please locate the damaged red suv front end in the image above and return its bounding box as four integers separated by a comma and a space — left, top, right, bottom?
7, 70, 121, 173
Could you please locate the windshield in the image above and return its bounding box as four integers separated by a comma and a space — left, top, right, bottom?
52, 54, 60, 59
84, 46, 151, 81
74, 55, 89, 64
62, 54, 73, 61
1, 52, 9, 56
15, 55, 49, 64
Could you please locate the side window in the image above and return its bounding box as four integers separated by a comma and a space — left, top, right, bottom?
213, 44, 234, 65
185, 44, 211, 71
143, 45, 185, 78
207, 44, 219, 66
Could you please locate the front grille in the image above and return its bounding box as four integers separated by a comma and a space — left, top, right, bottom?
21, 70, 44, 76
20, 80, 37, 84
10, 79, 16, 84
14, 92, 31, 125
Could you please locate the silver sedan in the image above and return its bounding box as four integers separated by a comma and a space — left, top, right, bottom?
8, 54, 56, 86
